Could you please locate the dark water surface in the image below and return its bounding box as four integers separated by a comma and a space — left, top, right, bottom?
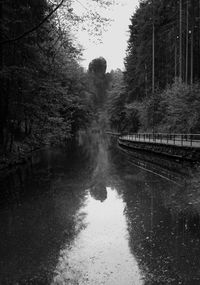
0, 133, 200, 284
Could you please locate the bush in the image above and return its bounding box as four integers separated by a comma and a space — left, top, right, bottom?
159, 82, 200, 133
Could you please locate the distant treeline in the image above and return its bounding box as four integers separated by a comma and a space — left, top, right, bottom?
107, 0, 200, 134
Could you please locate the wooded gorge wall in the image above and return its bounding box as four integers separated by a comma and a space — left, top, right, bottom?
125, 0, 200, 100
0, 0, 95, 168
114, 0, 200, 134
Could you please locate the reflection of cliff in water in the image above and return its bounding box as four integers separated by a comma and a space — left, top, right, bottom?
78, 131, 109, 202
90, 139, 108, 202
90, 135, 109, 202
90, 180, 107, 202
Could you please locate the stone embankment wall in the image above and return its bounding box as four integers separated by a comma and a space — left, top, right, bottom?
118, 138, 200, 161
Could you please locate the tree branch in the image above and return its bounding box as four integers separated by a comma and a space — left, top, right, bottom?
0, 0, 65, 45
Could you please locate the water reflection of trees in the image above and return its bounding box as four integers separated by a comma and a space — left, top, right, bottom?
109, 145, 200, 284
0, 133, 116, 284
79, 131, 110, 202
89, 138, 109, 202
0, 143, 93, 284
2, 134, 200, 284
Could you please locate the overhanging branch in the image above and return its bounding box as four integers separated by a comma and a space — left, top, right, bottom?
0, 0, 65, 45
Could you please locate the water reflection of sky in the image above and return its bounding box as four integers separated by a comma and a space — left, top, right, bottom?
1, 133, 200, 284
52, 187, 144, 285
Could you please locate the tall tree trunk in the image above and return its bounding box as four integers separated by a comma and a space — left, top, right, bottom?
145, 63, 148, 97
190, 27, 194, 84
190, 0, 194, 84
175, 32, 178, 80
185, 0, 189, 84
152, 22, 155, 93
0, 2, 2, 68
198, 0, 200, 79
179, 0, 182, 82
0, 1, 3, 145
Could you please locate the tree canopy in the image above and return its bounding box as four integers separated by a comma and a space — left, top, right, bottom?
0, 0, 114, 159
125, 0, 200, 101
120, 0, 200, 133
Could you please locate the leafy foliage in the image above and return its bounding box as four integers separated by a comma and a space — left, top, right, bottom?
159, 82, 200, 133
0, 0, 98, 155
123, 0, 200, 133
107, 69, 140, 132
125, 0, 200, 101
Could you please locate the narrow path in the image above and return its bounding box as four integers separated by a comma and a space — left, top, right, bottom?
120, 135, 200, 148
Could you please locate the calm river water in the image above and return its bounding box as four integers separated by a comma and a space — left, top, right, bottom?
0, 133, 200, 284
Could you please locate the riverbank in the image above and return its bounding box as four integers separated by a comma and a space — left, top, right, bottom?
118, 137, 200, 162
0, 139, 44, 172
0, 135, 75, 174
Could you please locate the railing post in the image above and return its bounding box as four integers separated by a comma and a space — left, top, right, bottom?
181, 134, 183, 146
190, 134, 192, 146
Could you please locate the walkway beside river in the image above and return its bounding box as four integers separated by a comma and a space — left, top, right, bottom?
120, 133, 200, 148
116, 133, 200, 161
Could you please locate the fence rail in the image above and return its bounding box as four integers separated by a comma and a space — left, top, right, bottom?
120, 133, 200, 148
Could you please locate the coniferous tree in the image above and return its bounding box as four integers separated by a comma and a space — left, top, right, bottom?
124, 0, 200, 133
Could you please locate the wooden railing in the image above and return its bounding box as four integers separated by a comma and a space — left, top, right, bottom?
119, 133, 200, 148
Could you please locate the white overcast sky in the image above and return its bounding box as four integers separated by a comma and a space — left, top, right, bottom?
72, 0, 139, 71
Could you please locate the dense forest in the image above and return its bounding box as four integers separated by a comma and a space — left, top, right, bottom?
107, 0, 200, 134
0, 0, 112, 168
1, 0, 200, 168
